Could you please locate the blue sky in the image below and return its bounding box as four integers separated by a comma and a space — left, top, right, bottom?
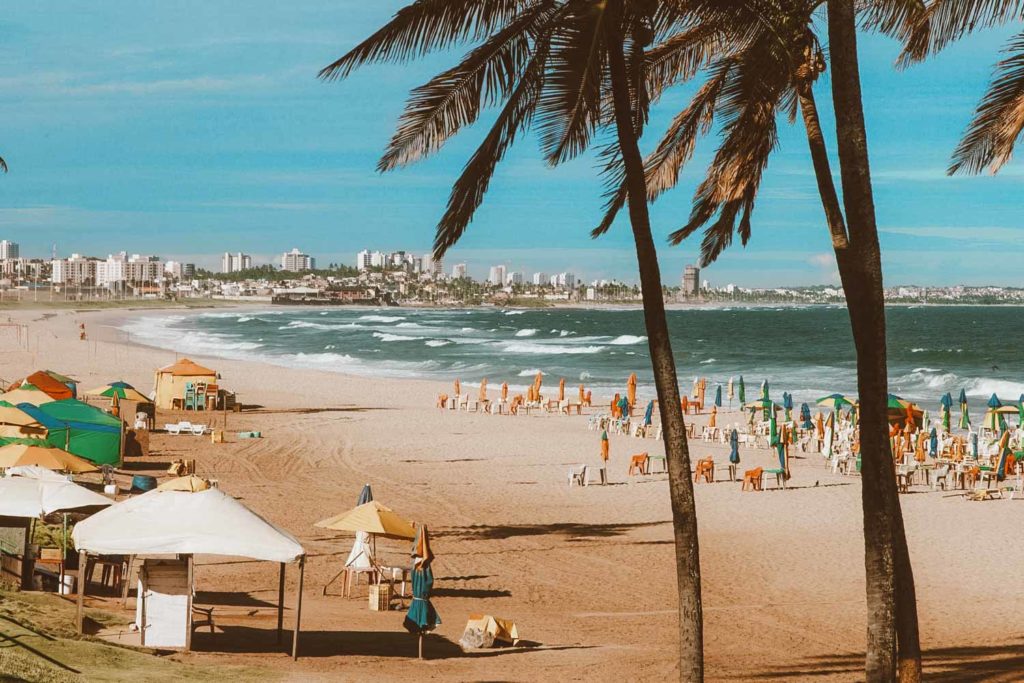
0, 2, 1021, 286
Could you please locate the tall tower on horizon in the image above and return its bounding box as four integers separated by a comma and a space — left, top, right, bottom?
682, 264, 700, 297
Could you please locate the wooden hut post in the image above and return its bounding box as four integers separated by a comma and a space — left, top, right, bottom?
291, 555, 305, 660
276, 562, 286, 643
76, 550, 86, 634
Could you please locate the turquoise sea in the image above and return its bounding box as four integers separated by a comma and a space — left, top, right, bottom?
121, 305, 1024, 411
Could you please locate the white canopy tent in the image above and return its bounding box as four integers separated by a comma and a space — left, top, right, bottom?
0, 476, 111, 517
72, 486, 307, 657
3, 465, 69, 482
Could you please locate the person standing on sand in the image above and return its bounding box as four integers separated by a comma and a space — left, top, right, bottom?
599, 430, 609, 485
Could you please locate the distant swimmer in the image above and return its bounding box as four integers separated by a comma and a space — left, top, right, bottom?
992, 365, 1000, 371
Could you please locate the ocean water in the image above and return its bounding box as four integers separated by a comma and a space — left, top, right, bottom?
120, 305, 1024, 411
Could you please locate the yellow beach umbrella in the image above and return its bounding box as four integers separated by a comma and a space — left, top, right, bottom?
157, 475, 211, 492
315, 500, 416, 540
0, 443, 98, 474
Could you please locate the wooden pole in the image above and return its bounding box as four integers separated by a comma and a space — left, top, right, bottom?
276, 562, 285, 644
419, 634, 424, 660
291, 556, 304, 660
185, 555, 194, 652
76, 550, 86, 634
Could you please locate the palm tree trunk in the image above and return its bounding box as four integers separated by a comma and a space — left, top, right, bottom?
605, 11, 703, 682
797, 87, 848, 249
826, 1, 922, 681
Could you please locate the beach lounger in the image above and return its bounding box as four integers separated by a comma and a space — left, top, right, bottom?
568, 465, 590, 487
191, 424, 207, 436
164, 423, 182, 435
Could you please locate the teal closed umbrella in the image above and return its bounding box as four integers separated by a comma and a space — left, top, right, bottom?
714, 385, 722, 408
405, 526, 440, 658
738, 376, 746, 405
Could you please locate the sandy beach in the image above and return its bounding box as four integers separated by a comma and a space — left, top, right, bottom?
2, 306, 1022, 681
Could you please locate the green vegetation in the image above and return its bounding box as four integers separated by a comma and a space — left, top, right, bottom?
200, 264, 359, 282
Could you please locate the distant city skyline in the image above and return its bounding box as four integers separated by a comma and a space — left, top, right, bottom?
1, 3, 1023, 286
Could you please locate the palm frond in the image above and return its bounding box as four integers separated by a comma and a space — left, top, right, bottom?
379, 2, 554, 171
667, 36, 787, 264
536, 2, 607, 165
644, 24, 725, 103
860, 0, 927, 46
0, 156, 7, 173
950, 31, 1024, 174
591, 57, 733, 239
319, 0, 531, 81
898, 0, 1022, 65
433, 44, 549, 259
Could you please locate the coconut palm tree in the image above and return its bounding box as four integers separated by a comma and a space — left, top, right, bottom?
320, 1, 708, 677
602, 0, 923, 678
900, 0, 1024, 174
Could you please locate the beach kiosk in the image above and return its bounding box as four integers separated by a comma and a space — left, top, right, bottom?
153, 359, 218, 411
72, 481, 307, 657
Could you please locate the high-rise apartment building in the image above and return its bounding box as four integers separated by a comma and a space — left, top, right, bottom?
221, 252, 252, 273
451, 263, 468, 279
281, 248, 315, 271
0, 240, 19, 260
488, 265, 507, 286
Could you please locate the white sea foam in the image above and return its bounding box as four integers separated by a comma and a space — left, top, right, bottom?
700, 358, 716, 364
501, 342, 603, 355
608, 335, 647, 345
372, 332, 424, 342
514, 328, 538, 337
425, 340, 451, 347
910, 348, 925, 353
358, 315, 405, 323
518, 369, 542, 377
503, 310, 525, 315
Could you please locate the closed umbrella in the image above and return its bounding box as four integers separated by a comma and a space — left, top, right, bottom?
996, 431, 1012, 481
357, 484, 373, 506
929, 427, 938, 458
958, 388, 970, 429
709, 405, 717, 429
799, 403, 812, 429
558, 378, 565, 403
578, 384, 584, 405
769, 411, 779, 448
782, 392, 793, 421
941, 404, 950, 433
454, 379, 461, 397
618, 395, 630, 419
738, 376, 746, 405
729, 429, 740, 464
534, 371, 543, 398
479, 378, 488, 403
727, 377, 734, 407
600, 430, 609, 462
404, 525, 440, 659
940, 392, 953, 411
643, 401, 654, 427
627, 373, 637, 410
714, 385, 722, 408
1018, 394, 1024, 426
501, 383, 508, 401
761, 380, 769, 401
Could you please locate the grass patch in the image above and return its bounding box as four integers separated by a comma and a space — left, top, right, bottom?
0, 590, 275, 682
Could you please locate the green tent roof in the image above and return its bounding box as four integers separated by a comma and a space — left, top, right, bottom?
35, 399, 122, 428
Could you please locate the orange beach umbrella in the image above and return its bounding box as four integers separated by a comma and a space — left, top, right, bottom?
578, 384, 585, 404
558, 378, 565, 402
501, 382, 508, 401
627, 373, 637, 408
454, 379, 461, 396
534, 371, 543, 394
479, 378, 488, 402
